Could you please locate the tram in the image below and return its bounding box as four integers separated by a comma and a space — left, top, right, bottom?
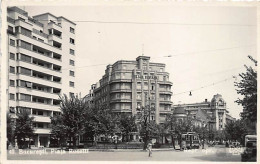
181, 132, 200, 149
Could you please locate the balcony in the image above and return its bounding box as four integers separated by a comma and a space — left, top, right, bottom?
18, 60, 62, 77
48, 22, 62, 32
18, 87, 59, 100
17, 74, 61, 89
48, 34, 62, 43
32, 115, 51, 123
159, 100, 172, 105
110, 99, 132, 103
15, 19, 33, 31
158, 81, 173, 86
18, 100, 60, 112
110, 88, 132, 93
159, 90, 172, 95
159, 110, 172, 114
109, 79, 132, 84
34, 128, 51, 134
18, 47, 61, 65
16, 33, 62, 55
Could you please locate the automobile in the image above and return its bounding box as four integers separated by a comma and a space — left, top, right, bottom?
241, 135, 257, 162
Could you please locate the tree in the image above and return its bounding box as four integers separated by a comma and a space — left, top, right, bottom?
7, 114, 15, 148
119, 113, 137, 142
235, 55, 257, 124
14, 108, 34, 149
56, 94, 89, 148
50, 113, 68, 149
165, 115, 194, 149
225, 119, 248, 144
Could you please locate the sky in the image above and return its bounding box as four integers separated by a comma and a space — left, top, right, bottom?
23, 4, 257, 119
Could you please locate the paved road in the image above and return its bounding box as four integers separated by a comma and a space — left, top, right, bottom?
7, 146, 243, 161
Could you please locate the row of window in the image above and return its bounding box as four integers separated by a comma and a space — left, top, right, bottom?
9, 37, 75, 56
9, 64, 74, 77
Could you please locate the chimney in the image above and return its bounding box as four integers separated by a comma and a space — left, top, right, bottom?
205, 99, 207, 102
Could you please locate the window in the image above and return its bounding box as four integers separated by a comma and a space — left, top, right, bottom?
8, 26, 14, 33
70, 92, 74, 97
38, 123, 44, 128
9, 93, 15, 100
20, 54, 31, 62
20, 94, 31, 101
137, 93, 141, 99
70, 59, 75, 66
10, 80, 15, 86
25, 82, 32, 88
38, 110, 43, 115
70, 49, 75, 55
70, 27, 75, 33
70, 70, 75, 76
151, 84, 155, 90
70, 38, 75, 44
10, 53, 15, 60
32, 109, 37, 115
20, 67, 31, 76
9, 66, 15, 74
160, 68, 163, 72
20, 41, 31, 50
70, 81, 74, 87
10, 39, 15, 46
21, 27, 31, 37
9, 107, 15, 113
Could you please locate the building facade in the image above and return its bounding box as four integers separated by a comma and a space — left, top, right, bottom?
91, 56, 173, 124
172, 94, 236, 131
7, 7, 76, 147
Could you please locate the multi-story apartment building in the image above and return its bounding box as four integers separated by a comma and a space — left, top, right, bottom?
172, 94, 236, 131
84, 84, 96, 108
6, 7, 76, 147
92, 56, 173, 124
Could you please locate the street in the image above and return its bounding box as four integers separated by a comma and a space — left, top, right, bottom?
7, 146, 243, 161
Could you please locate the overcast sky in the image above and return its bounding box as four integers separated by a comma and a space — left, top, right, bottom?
23, 4, 257, 119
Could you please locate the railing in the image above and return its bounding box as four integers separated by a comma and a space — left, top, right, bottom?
28, 17, 44, 27
33, 28, 48, 38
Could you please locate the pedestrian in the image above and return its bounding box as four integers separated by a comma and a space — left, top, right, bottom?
147, 141, 152, 157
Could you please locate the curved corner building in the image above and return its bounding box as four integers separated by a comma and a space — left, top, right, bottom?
93, 56, 173, 124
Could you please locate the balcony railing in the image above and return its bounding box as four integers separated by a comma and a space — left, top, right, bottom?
33, 28, 48, 38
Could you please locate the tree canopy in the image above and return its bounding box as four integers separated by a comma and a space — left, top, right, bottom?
235, 55, 257, 122
14, 108, 34, 148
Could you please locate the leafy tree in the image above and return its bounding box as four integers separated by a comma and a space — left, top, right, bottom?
193, 125, 209, 140
224, 119, 248, 144
50, 113, 68, 149
14, 108, 34, 149
235, 55, 257, 123
165, 115, 194, 149
83, 104, 119, 145
138, 107, 158, 150
57, 94, 89, 148
119, 113, 137, 142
